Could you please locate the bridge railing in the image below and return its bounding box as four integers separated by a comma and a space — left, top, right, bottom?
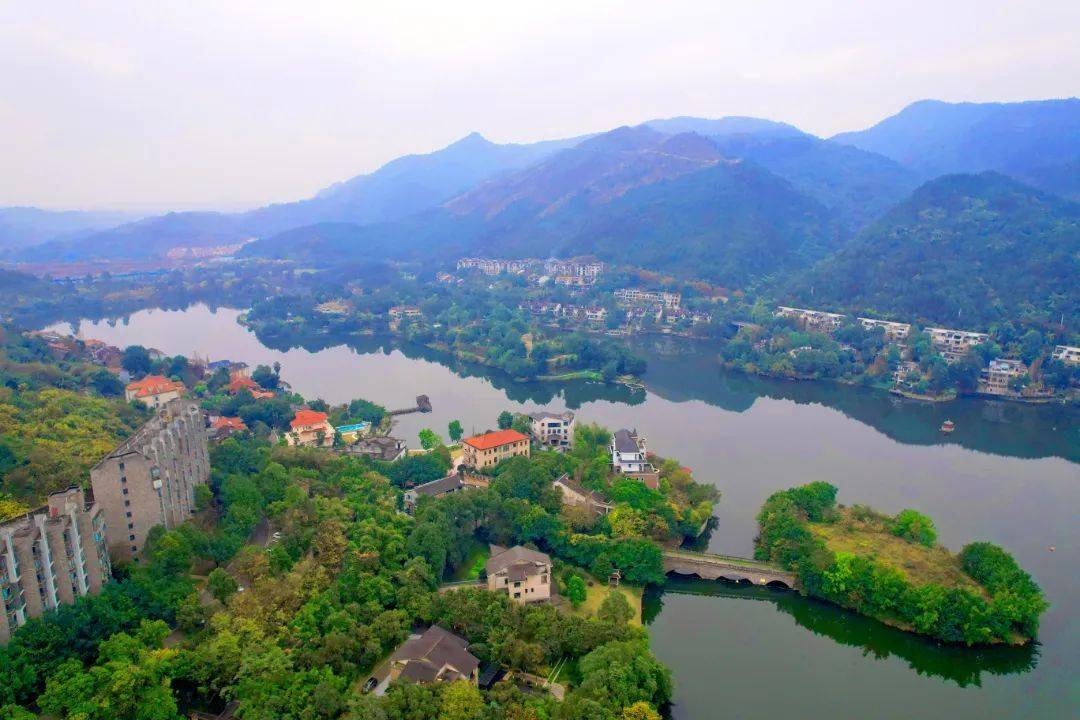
662, 549, 784, 572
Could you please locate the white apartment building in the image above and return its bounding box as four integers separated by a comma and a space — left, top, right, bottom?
981, 358, 1027, 394
528, 411, 575, 450
858, 317, 911, 341
927, 327, 990, 356
776, 306, 847, 332
614, 288, 681, 310
1051, 345, 1080, 365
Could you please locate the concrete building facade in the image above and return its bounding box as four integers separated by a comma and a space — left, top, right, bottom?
461, 429, 530, 470
90, 399, 209, 563
1, 487, 110, 644
485, 545, 552, 603
528, 411, 575, 450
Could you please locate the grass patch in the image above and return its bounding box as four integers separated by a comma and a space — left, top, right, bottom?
810, 510, 982, 593
447, 540, 490, 582
571, 577, 643, 625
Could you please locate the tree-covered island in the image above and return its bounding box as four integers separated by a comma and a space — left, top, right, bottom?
755, 482, 1048, 645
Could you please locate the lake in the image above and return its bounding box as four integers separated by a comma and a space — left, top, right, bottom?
51, 304, 1080, 719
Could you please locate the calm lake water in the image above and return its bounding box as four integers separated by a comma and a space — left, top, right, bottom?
51, 304, 1079, 719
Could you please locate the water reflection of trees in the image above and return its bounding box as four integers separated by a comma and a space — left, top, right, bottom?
632, 337, 1078, 463
643, 579, 1039, 687
250, 326, 648, 408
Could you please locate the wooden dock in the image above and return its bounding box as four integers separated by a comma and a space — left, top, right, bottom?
388, 394, 432, 416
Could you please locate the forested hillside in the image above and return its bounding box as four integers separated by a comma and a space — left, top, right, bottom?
781, 173, 1080, 329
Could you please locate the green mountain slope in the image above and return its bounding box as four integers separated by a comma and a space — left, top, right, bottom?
782, 173, 1080, 329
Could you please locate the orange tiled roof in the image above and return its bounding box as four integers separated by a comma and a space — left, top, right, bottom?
211, 416, 247, 431
291, 410, 329, 429
126, 375, 185, 398
463, 429, 529, 451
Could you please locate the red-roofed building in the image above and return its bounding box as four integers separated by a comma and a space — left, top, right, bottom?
226, 372, 275, 400
125, 375, 186, 408
462, 429, 530, 469
210, 416, 247, 439
286, 410, 335, 447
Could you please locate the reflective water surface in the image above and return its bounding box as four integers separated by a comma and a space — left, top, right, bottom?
52, 305, 1079, 719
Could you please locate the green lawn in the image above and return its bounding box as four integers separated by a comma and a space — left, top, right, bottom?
448, 540, 490, 582
571, 577, 643, 625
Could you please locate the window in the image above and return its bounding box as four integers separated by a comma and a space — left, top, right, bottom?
129, 535, 135, 541
124, 500, 130, 507
127, 523, 134, 530
121, 488, 128, 496
125, 511, 132, 518
130, 546, 138, 554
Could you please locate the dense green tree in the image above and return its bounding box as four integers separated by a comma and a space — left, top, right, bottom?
418, 428, 443, 450
597, 590, 634, 625
207, 568, 239, 605
121, 345, 153, 376
564, 575, 587, 609
447, 420, 463, 443
891, 509, 938, 547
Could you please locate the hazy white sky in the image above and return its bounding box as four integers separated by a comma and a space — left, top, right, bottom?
2, 1, 1077, 210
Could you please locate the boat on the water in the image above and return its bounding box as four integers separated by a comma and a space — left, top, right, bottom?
940, 420, 955, 433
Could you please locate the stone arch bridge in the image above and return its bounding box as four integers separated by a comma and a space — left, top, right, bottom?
662, 550, 797, 588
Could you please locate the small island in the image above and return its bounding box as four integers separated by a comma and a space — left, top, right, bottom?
755, 482, 1048, 645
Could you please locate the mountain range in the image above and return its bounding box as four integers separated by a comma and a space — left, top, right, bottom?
3, 98, 1078, 324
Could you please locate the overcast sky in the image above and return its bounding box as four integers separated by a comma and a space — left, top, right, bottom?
2, 1, 1077, 211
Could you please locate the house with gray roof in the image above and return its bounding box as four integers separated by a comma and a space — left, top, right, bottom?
403, 473, 468, 513
388, 625, 479, 685
552, 474, 613, 515
345, 435, 407, 462
485, 545, 552, 603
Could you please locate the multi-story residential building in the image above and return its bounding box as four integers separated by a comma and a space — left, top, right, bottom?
456, 258, 531, 276
345, 435, 408, 462
614, 288, 681, 310
528, 411, 575, 450
1052, 345, 1080, 365
485, 545, 552, 604
285, 410, 335, 447
124, 375, 186, 408
927, 327, 990, 358
610, 428, 659, 488
776, 306, 847, 332
544, 259, 603, 281
461, 429, 530, 470
611, 428, 650, 472
519, 301, 563, 317
1, 487, 111, 644
90, 400, 209, 562
858, 317, 911, 341
981, 358, 1027, 395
